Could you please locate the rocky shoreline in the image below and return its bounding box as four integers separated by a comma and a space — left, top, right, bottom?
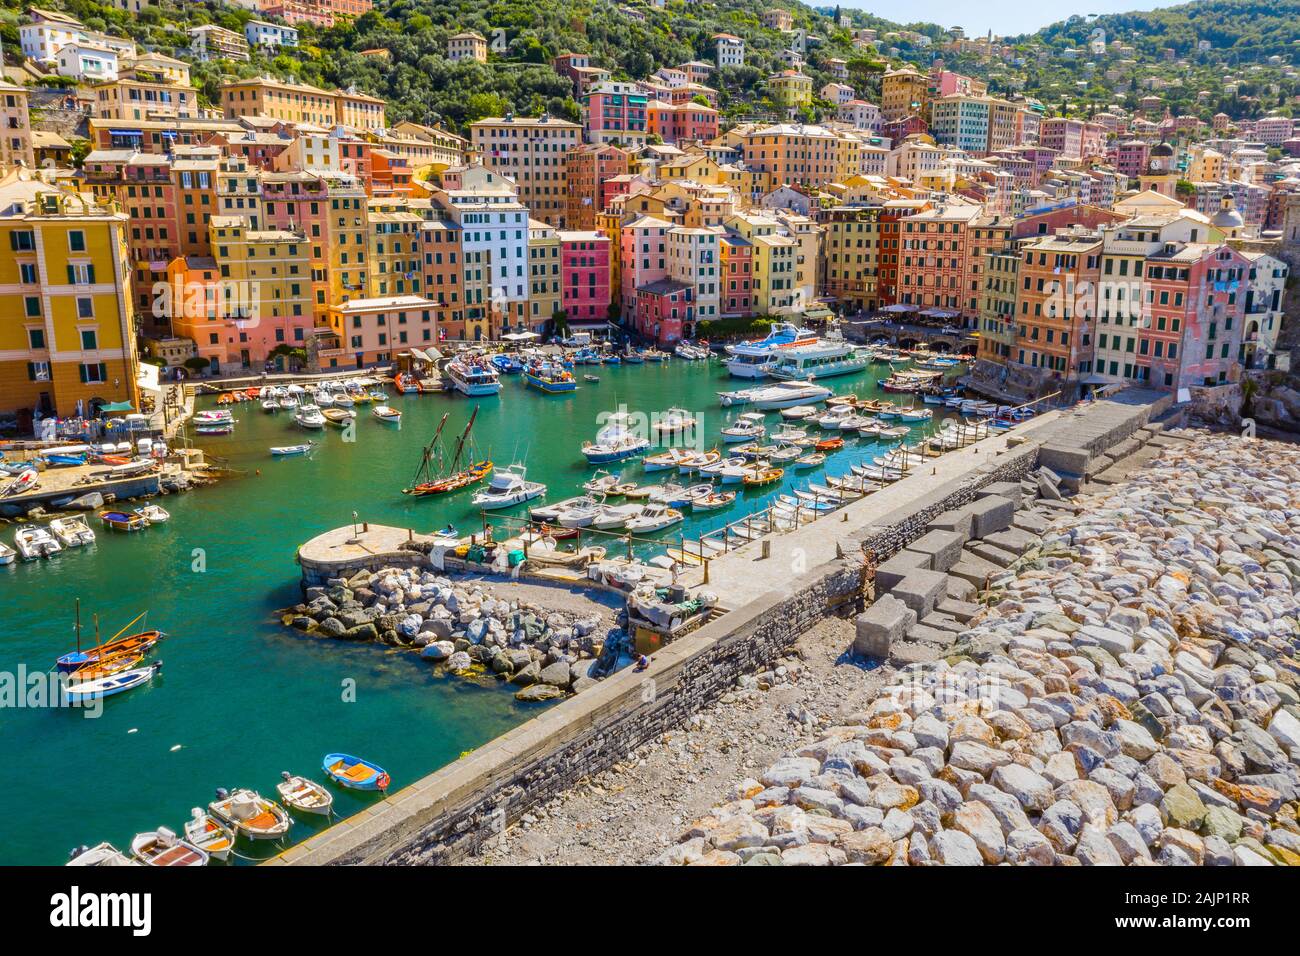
652, 432, 1300, 865
284, 568, 632, 701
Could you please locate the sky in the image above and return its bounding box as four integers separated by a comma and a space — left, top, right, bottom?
845, 1, 1179, 38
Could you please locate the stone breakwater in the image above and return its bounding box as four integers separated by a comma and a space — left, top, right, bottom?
285, 568, 624, 702
656, 433, 1300, 866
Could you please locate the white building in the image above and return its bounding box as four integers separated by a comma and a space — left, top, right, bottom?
837, 99, 881, 131
56, 41, 119, 82
667, 226, 721, 323
820, 82, 854, 106
245, 20, 299, 49
713, 33, 744, 69
19, 9, 86, 61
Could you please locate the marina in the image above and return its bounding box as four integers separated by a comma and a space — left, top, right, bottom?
0, 343, 1020, 864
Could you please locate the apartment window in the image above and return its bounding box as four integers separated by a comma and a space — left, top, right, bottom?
80, 329, 98, 350
10, 230, 35, 252
28, 329, 45, 350
77, 297, 94, 319
68, 230, 86, 252
24, 296, 41, 318
78, 362, 108, 384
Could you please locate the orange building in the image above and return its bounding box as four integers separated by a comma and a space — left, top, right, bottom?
1013, 229, 1103, 377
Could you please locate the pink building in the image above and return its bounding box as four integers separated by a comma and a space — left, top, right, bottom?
620, 214, 672, 316
635, 278, 693, 344
720, 233, 753, 317
1039, 118, 1085, 159
1108, 139, 1150, 181
583, 83, 648, 146
557, 230, 612, 324
646, 100, 719, 145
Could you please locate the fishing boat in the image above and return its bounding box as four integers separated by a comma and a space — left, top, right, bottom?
194, 409, 234, 424
470, 464, 545, 510
195, 422, 235, 435
15, 525, 61, 559
724, 322, 820, 378
490, 353, 524, 374
403, 410, 493, 497
67, 842, 139, 866
531, 495, 596, 523
69, 646, 144, 681
795, 452, 826, 469
742, 466, 783, 487
581, 471, 622, 495
524, 361, 577, 394
898, 407, 933, 424
322, 408, 355, 427
372, 405, 402, 423
644, 348, 669, 361
270, 442, 314, 456
134, 504, 170, 524
0, 541, 14, 565
130, 827, 208, 867
770, 445, 801, 464
185, 809, 235, 862
589, 502, 644, 529
583, 374, 600, 383
699, 455, 747, 479
747, 380, 834, 410
677, 449, 721, 474
209, 788, 292, 841
582, 413, 651, 464
554, 498, 603, 529
294, 405, 326, 429
815, 436, 845, 452
817, 406, 856, 429
62, 662, 162, 705
721, 412, 767, 443
653, 407, 697, 434
623, 503, 684, 533
780, 404, 819, 421
56, 607, 162, 673
690, 489, 736, 512
323, 754, 390, 791
99, 510, 147, 532
49, 515, 95, 548
647, 481, 692, 508
277, 772, 335, 816
766, 342, 869, 381
262, 399, 280, 413
447, 354, 502, 396
643, 447, 696, 472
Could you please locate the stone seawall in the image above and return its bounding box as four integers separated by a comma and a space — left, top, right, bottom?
270, 391, 1172, 866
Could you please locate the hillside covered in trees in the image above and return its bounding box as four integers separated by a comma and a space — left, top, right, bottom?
1, 0, 1296, 133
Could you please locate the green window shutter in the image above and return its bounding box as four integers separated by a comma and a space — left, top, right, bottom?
26, 362, 35, 381
78, 364, 87, 383
87, 265, 96, 284
67, 265, 75, 284
98, 363, 107, 382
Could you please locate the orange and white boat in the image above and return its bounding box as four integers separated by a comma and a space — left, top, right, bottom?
184, 808, 235, 862
208, 788, 291, 841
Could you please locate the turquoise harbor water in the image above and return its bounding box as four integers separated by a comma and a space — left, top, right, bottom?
0, 355, 962, 864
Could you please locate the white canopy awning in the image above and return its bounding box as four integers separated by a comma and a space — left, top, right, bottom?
502, 331, 540, 341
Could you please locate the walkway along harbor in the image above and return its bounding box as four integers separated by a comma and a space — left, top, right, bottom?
270, 389, 1175, 864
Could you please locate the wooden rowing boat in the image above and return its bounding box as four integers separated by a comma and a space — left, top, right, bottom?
814, 437, 845, 452
322, 753, 390, 791
277, 773, 335, 816
184, 809, 235, 862
742, 467, 784, 487
130, 827, 208, 867
99, 510, 147, 532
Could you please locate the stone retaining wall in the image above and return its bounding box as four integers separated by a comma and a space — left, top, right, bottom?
271, 390, 1174, 866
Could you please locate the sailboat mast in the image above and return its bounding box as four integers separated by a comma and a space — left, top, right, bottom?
75, 598, 81, 654
413, 413, 449, 485
448, 406, 478, 473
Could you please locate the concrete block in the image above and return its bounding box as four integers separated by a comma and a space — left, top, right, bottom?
968, 494, 1014, 539
1039, 444, 1092, 475
976, 480, 1022, 510
946, 576, 976, 602
906, 623, 960, 647
892, 569, 950, 618
920, 611, 966, 634
888, 641, 940, 666
927, 506, 974, 539
875, 550, 929, 592
968, 541, 1020, 568
1038, 474, 1063, 500
982, 527, 1039, 556
937, 598, 981, 623
1038, 465, 1061, 488
1012, 510, 1051, 536
905, 529, 966, 572
950, 553, 1005, 589
854, 595, 917, 660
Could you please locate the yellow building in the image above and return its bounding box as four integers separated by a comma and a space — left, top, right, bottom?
0, 173, 137, 417
881, 67, 928, 123
724, 212, 796, 314
527, 218, 562, 328
367, 196, 429, 298
447, 31, 488, 63
767, 71, 813, 114
220, 76, 387, 131
0, 82, 35, 169
93, 77, 196, 121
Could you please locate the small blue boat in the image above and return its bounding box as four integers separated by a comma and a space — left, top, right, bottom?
322, 753, 390, 791
490, 354, 524, 374
44, 454, 87, 467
